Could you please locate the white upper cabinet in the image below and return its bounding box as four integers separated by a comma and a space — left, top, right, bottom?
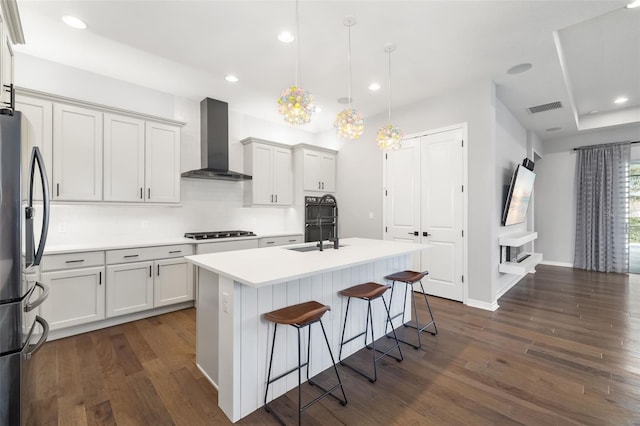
103, 113, 145, 202
16, 95, 53, 201
242, 138, 293, 206
0, 13, 13, 109
145, 121, 181, 203
300, 147, 337, 193
53, 103, 103, 201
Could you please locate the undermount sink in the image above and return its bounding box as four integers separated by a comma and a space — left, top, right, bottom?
287, 244, 346, 252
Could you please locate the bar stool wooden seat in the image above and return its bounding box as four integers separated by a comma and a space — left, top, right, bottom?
338, 283, 403, 383
384, 270, 438, 350
263, 300, 347, 425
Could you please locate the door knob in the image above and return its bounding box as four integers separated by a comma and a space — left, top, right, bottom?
408, 231, 419, 236
423, 232, 431, 237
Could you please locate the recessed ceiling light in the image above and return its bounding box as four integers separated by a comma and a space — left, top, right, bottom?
614, 96, 629, 104
546, 127, 562, 132
62, 15, 87, 29
225, 74, 239, 83
368, 83, 381, 91
627, 0, 640, 8
507, 63, 532, 75
337, 97, 353, 105
277, 30, 295, 43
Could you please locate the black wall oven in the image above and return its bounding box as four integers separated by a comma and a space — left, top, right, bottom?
304, 196, 336, 243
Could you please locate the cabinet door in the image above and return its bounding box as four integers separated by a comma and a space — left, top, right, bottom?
320, 154, 336, 192
16, 96, 53, 201
273, 147, 292, 205
303, 151, 322, 191
252, 143, 274, 205
0, 33, 12, 108
40, 266, 105, 330
145, 121, 180, 203
154, 258, 194, 307
106, 262, 154, 318
104, 113, 145, 202
53, 104, 103, 201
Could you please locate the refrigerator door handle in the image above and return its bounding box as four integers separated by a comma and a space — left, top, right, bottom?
25, 146, 50, 267
22, 316, 50, 360
24, 282, 49, 313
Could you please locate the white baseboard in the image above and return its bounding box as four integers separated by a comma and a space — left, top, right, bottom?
466, 298, 499, 311
539, 260, 573, 268
47, 301, 195, 341
496, 275, 524, 300
197, 363, 219, 390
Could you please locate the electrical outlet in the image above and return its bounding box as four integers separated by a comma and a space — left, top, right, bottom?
57, 223, 67, 233
223, 292, 230, 313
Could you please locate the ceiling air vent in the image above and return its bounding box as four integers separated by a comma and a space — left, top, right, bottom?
527, 101, 563, 114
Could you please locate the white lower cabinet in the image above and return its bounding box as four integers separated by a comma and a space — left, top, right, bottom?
40, 266, 105, 330
106, 261, 154, 318
154, 258, 194, 307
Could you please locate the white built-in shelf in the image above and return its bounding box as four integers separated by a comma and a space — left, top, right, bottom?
499, 231, 538, 247
498, 252, 543, 275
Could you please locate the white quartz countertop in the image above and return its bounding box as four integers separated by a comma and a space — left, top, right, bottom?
185, 238, 429, 288
42, 233, 302, 255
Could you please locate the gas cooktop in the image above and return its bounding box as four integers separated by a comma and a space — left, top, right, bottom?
184, 230, 257, 240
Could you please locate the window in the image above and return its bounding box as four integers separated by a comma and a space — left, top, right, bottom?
629, 161, 640, 273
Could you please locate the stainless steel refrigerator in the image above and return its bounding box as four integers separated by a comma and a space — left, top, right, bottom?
0, 111, 51, 425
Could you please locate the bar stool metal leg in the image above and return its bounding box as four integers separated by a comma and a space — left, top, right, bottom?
264, 319, 347, 425
385, 279, 438, 350
339, 296, 403, 383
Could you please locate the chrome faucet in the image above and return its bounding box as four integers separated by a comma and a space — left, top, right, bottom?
317, 194, 339, 251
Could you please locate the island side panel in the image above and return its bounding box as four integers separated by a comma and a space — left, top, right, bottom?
196, 268, 219, 388
228, 253, 413, 422
218, 275, 243, 422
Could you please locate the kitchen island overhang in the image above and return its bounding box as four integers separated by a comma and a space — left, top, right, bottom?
186, 238, 429, 422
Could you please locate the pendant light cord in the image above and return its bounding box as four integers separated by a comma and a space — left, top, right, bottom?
295, 0, 301, 87
347, 23, 352, 109
387, 50, 392, 123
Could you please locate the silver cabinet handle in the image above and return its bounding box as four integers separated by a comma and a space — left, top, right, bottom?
275, 194, 278, 203
318, 181, 321, 189
99, 271, 102, 285
149, 265, 152, 277
124, 254, 139, 258
140, 188, 143, 199
65, 259, 85, 263
56, 183, 59, 197
270, 194, 273, 202
288, 239, 297, 242
148, 188, 151, 199
157, 265, 160, 276
24, 282, 49, 312
169, 250, 182, 254
266, 241, 275, 245
321, 182, 324, 190
23, 316, 49, 360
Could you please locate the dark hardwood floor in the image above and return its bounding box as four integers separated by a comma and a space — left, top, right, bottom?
29, 265, 640, 425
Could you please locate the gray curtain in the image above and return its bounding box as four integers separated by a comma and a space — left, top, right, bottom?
574, 142, 630, 273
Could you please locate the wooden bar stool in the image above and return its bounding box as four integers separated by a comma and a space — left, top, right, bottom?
384, 270, 438, 350
263, 300, 347, 425
338, 283, 403, 383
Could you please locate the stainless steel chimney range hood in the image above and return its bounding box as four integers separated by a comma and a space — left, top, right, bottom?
181, 98, 252, 181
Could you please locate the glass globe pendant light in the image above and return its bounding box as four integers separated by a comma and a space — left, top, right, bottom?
334, 16, 364, 140
376, 44, 403, 150
277, 0, 315, 126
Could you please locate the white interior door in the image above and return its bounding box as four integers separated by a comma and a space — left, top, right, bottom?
420, 128, 464, 301
384, 127, 465, 302
384, 138, 421, 270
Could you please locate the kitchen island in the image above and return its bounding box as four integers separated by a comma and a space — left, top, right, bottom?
185, 237, 427, 422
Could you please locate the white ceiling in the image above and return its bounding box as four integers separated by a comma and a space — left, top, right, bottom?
14, 0, 639, 142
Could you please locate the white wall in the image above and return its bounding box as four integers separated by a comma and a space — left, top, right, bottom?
536, 123, 640, 264
16, 54, 311, 245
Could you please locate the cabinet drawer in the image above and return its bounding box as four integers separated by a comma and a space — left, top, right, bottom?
106, 244, 194, 264
40, 251, 105, 272
259, 235, 303, 248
